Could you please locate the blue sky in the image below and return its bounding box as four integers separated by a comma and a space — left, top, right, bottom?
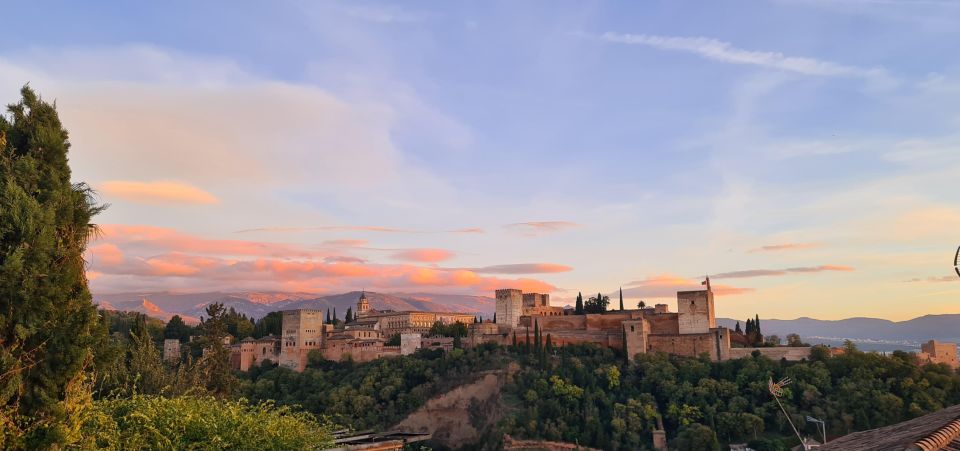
2, 0, 959, 320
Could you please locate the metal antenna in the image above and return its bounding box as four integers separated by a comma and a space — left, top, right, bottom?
769, 377, 809, 449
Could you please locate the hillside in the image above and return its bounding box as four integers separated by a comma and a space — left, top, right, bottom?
718, 314, 960, 350
94, 291, 495, 322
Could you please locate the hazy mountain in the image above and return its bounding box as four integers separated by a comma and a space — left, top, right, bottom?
93, 291, 494, 323
718, 315, 960, 351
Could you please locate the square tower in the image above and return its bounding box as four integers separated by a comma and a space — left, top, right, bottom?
279, 309, 325, 371
676, 288, 715, 335
495, 289, 523, 329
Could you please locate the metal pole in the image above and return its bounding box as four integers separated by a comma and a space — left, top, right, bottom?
774, 395, 806, 449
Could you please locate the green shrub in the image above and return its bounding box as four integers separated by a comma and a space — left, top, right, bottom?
80, 395, 335, 450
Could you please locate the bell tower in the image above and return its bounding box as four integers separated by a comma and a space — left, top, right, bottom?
357, 291, 371, 318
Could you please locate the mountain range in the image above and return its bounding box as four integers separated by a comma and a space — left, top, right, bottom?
718, 315, 960, 351
93, 291, 494, 324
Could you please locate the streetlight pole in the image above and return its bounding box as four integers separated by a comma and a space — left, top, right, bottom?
806, 416, 827, 445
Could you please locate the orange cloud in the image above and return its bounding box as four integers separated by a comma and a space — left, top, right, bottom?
99, 224, 318, 258
749, 243, 818, 252
88, 243, 124, 266
86, 223, 560, 297
468, 263, 573, 274
235, 225, 484, 234
391, 248, 455, 263
100, 180, 218, 205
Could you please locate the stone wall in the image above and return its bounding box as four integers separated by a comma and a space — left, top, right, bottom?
728, 347, 812, 361
648, 332, 723, 360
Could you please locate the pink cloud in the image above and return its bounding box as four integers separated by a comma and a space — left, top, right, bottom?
235, 225, 485, 234
391, 248, 456, 263
504, 221, 580, 236
86, 224, 559, 297
466, 263, 573, 274
712, 265, 853, 279
748, 242, 819, 252
624, 273, 753, 299
99, 180, 218, 205
322, 239, 368, 247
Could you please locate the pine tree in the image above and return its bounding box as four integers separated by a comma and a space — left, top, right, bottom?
0, 86, 106, 447
619, 287, 624, 310
199, 303, 236, 396
575, 292, 584, 315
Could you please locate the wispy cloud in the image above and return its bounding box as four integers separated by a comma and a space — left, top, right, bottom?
235, 226, 484, 234
390, 249, 456, 263
100, 180, 218, 205
623, 274, 753, 298
593, 32, 895, 86
712, 265, 854, 279
905, 275, 955, 283
344, 6, 428, 23
749, 242, 819, 252
504, 221, 580, 236
465, 263, 573, 275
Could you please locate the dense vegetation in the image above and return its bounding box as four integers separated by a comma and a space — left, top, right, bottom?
502, 342, 960, 450
241, 343, 508, 430
0, 86, 334, 450
241, 336, 960, 451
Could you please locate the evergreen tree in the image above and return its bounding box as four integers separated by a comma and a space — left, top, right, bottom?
333, 307, 337, 326
545, 334, 553, 354
534, 320, 541, 354
512, 331, 517, 348
754, 314, 760, 335
164, 315, 193, 341
326, 309, 331, 325
0, 86, 106, 447
619, 287, 624, 310
525, 327, 531, 354
575, 292, 584, 315
493, 312, 497, 323
345, 307, 353, 323
734, 321, 742, 334
638, 300, 646, 309
198, 303, 236, 396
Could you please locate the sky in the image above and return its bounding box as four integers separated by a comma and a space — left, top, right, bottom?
2, 0, 959, 321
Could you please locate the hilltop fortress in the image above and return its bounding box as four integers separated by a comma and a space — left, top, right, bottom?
231, 280, 812, 372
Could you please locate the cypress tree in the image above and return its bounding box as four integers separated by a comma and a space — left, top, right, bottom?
0, 86, 106, 447
345, 307, 353, 323
512, 331, 517, 348
619, 287, 624, 311
333, 307, 337, 325
493, 312, 497, 323
545, 334, 553, 354
534, 320, 541, 354
525, 327, 531, 354
755, 314, 761, 334
735, 321, 742, 334
575, 292, 584, 315
326, 309, 331, 324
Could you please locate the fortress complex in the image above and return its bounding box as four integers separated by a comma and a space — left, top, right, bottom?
473, 278, 810, 362
272, 292, 476, 371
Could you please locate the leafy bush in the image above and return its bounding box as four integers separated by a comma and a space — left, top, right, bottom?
79, 395, 335, 450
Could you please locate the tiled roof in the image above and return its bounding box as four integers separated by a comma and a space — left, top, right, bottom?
820, 404, 960, 451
